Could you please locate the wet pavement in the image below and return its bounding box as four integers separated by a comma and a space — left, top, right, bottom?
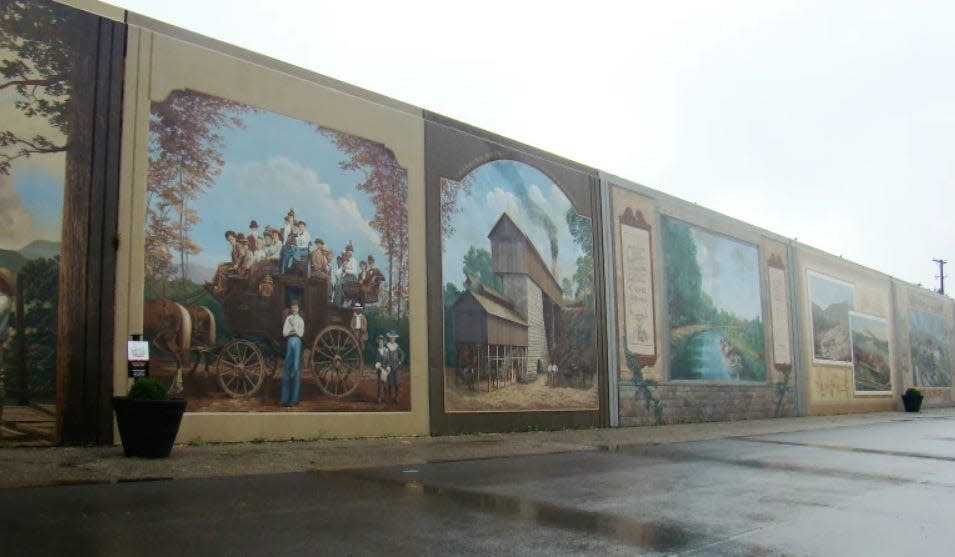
3, 411, 955, 555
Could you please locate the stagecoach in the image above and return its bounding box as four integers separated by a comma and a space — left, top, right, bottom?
146, 256, 382, 399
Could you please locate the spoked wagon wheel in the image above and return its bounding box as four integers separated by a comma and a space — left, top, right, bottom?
215, 338, 266, 398
311, 325, 363, 397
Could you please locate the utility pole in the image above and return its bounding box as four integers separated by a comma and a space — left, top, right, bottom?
933, 258, 947, 295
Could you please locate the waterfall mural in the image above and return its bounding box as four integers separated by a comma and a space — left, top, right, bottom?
662, 217, 766, 382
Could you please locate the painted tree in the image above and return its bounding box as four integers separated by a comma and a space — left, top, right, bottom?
662, 218, 706, 328
320, 128, 409, 318
0, 0, 73, 176
462, 246, 499, 291
439, 177, 471, 245
566, 208, 594, 300
147, 90, 248, 283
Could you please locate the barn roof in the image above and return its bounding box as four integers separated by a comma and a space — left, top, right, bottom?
451, 289, 527, 327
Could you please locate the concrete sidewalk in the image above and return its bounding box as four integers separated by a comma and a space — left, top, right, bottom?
1, 408, 952, 489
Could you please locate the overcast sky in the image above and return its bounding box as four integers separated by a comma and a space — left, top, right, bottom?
111, 0, 955, 292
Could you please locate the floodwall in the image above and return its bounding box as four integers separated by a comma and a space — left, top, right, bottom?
4, 0, 949, 444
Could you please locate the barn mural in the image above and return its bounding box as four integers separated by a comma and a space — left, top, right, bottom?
440, 160, 599, 412
143, 89, 410, 412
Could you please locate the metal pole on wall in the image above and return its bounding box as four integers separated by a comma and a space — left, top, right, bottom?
15, 273, 27, 405
933, 258, 947, 295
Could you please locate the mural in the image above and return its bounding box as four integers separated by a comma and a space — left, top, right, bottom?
849, 312, 891, 393
908, 308, 952, 388
440, 160, 598, 412
143, 89, 410, 412
663, 218, 766, 381
1, 0, 77, 441
808, 272, 855, 363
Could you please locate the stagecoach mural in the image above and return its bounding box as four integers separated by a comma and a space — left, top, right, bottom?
663, 218, 766, 382
440, 160, 599, 412
907, 308, 952, 388
1, 0, 84, 441
143, 89, 410, 412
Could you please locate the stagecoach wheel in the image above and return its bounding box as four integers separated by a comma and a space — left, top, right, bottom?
311, 325, 363, 397
216, 338, 266, 398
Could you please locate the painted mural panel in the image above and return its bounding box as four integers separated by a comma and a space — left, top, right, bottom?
620, 213, 655, 358
849, 312, 891, 393
908, 308, 952, 388
808, 271, 855, 364
768, 265, 792, 366
663, 217, 766, 382
143, 89, 410, 412
441, 160, 598, 412
1, 0, 83, 441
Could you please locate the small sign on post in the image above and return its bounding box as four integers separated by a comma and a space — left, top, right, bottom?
127, 334, 150, 378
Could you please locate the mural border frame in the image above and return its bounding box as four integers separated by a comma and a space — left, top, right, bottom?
424, 111, 609, 434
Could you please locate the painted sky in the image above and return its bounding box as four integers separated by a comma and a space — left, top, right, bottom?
908, 308, 947, 339
0, 82, 66, 251
162, 106, 391, 277
850, 312, 889, 344
443, 160, 584, 293
113, 0, 955, 293
688, 224, 762, 321
808, 273, 855, 310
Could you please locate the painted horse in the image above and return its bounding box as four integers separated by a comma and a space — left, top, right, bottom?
185, 304, 217, 374
142, 299, 192, 394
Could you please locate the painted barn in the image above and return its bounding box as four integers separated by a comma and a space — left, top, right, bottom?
451, 213, 563, 381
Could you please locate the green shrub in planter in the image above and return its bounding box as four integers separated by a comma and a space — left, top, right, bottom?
128, 377, 168, 401
901, 387, 923, 413
113, 378, 186, 458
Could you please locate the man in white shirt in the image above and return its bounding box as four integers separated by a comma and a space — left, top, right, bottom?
281, 300, 305, 406
281, 220, 311, 275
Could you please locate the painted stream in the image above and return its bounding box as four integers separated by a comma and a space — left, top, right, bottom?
685, 328, 737, 381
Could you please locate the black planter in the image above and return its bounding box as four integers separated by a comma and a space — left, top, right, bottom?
112, 397, 186, 458
901, 394, 923, 413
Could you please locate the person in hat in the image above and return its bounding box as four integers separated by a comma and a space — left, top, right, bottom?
383, 331, 404, 404
373, 334, 389, 404
350, 302, 368, 350
310, 238, 333, 279
264, 228, 282, 261
233, 235, 253, 278
280, 209, 295, 244
280, 220, 310, 275
208, 230, 239, 294
248, 220, 264, 263
366, 255, 385, 287
281, 300, 305, 406
332, 248, 359, 306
